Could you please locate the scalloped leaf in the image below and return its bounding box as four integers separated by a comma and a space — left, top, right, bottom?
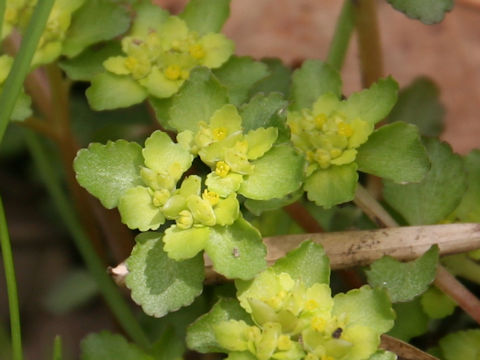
332, 286, 395, 335
186, 298, 251, 353
59, 42, 121, 81
213, 56, 269, 106
339, 77, 399, 125
80, 331, 153, 360
239, 144, 304, 200
248, 58, 291, 97
245, 188, 302, 216
366, 245, 439, 303
383, 138, 467, 225
86, 73, 148, 111
388, 297, 429, 342
356, 122, 430, 183
63, 0, 131, 58
272, 240, 330, 286
387, 77, 445, 137
168, 67, 228, 132
126, 232, 204, 318
240, 92, 289, 142
368, 351, 397, 360
290, 59, 341, 111
179, 0, 231, 35
386, 0, 453, 25
420, 286, 456, 319
439, 329, 480, 360
74, 140, 144, 209
304, 163, 358, 209
205, 218, 266, 280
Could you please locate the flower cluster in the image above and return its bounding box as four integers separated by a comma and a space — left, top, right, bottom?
4, 0, 85, 66
213, 270, 394, 360
178, 104, 278, 198
287, 93, 373, 177
103, 11, 233, 99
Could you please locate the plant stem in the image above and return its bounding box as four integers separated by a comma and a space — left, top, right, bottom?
353, 0, 384, 87
326, 0, 356, 71
24, 130, 150, 348
52, 336, 62, 360
0, 0, 5, 42
0, 0, 54, 143
0, 197, 23, 360
354, 184, 480, 325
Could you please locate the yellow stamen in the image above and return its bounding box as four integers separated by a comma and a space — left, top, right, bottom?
212, 127, 228, 141
152, 189, 170, 207
189, 44, 206, 59
311, 316, 327, 332
124, 56, 138, 71
337, 122, 353, 137
215, 161, 231, 178
202, 189, 220, 206
305, 299, 319, 311
164, 64, 182, 80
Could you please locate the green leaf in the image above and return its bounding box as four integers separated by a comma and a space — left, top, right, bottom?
205, 218, 266, 280
63, 0, 131, 58
130, 0, 169, 36
386, 0, 453, 25
59, 42, 121, 81
290, 60, 341, 110
339, 77, 399, 125
80, 331, 153, 360
304, 163, 358, 209
213, 56, 269, 106
240, 92, 289, 141
126, 232, 204, 317
333, 286, 395, 334
86, 73, 148, 110
388, 297, 429, 341
272, 240, 330, 286
455, 150, 480, 222
239, 144, 304, 200
245, 188, 302, 216
248, 58, 292, 97
150, 326, 185, 360
387, 77, 445, 137
168, 67, 228, 132
356, 122, 430, 183
383, 138, 467, 225
179, 0, 231, 35
439, 329, 480, 360
74, 140, 144, 209
366, 245, 439, 303
186, 298, 251, 353
420, 286, 456, 319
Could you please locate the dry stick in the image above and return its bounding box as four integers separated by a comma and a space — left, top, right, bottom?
354, 184, 480, 325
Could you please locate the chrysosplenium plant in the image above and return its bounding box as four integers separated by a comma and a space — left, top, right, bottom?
7, 0, 463, 358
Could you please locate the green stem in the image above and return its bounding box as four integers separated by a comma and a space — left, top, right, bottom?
0, 197, 23, 360
23, 130, 150, 348
52, 336, 62, 360
0, 0, 54, 143
353, 0, 384, 87
326, 0, 356, 71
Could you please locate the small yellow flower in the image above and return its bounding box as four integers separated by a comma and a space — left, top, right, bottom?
152, 189, 170, 207
277, 335, 292, 351
189, 44, 206, 59
212, 127, 228, 141
164, 64, 182, 80
311, 316, 327, 332
202, 189, 220, 206
337, 121, 353, 137
215, 161, 231, 177
177, 210, 193, 229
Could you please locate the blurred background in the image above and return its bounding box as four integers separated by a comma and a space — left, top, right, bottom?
0, 0, 479, 358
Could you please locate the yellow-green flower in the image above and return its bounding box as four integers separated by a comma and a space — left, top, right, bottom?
102, 11, 233, 99
178, 104, 278, 198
